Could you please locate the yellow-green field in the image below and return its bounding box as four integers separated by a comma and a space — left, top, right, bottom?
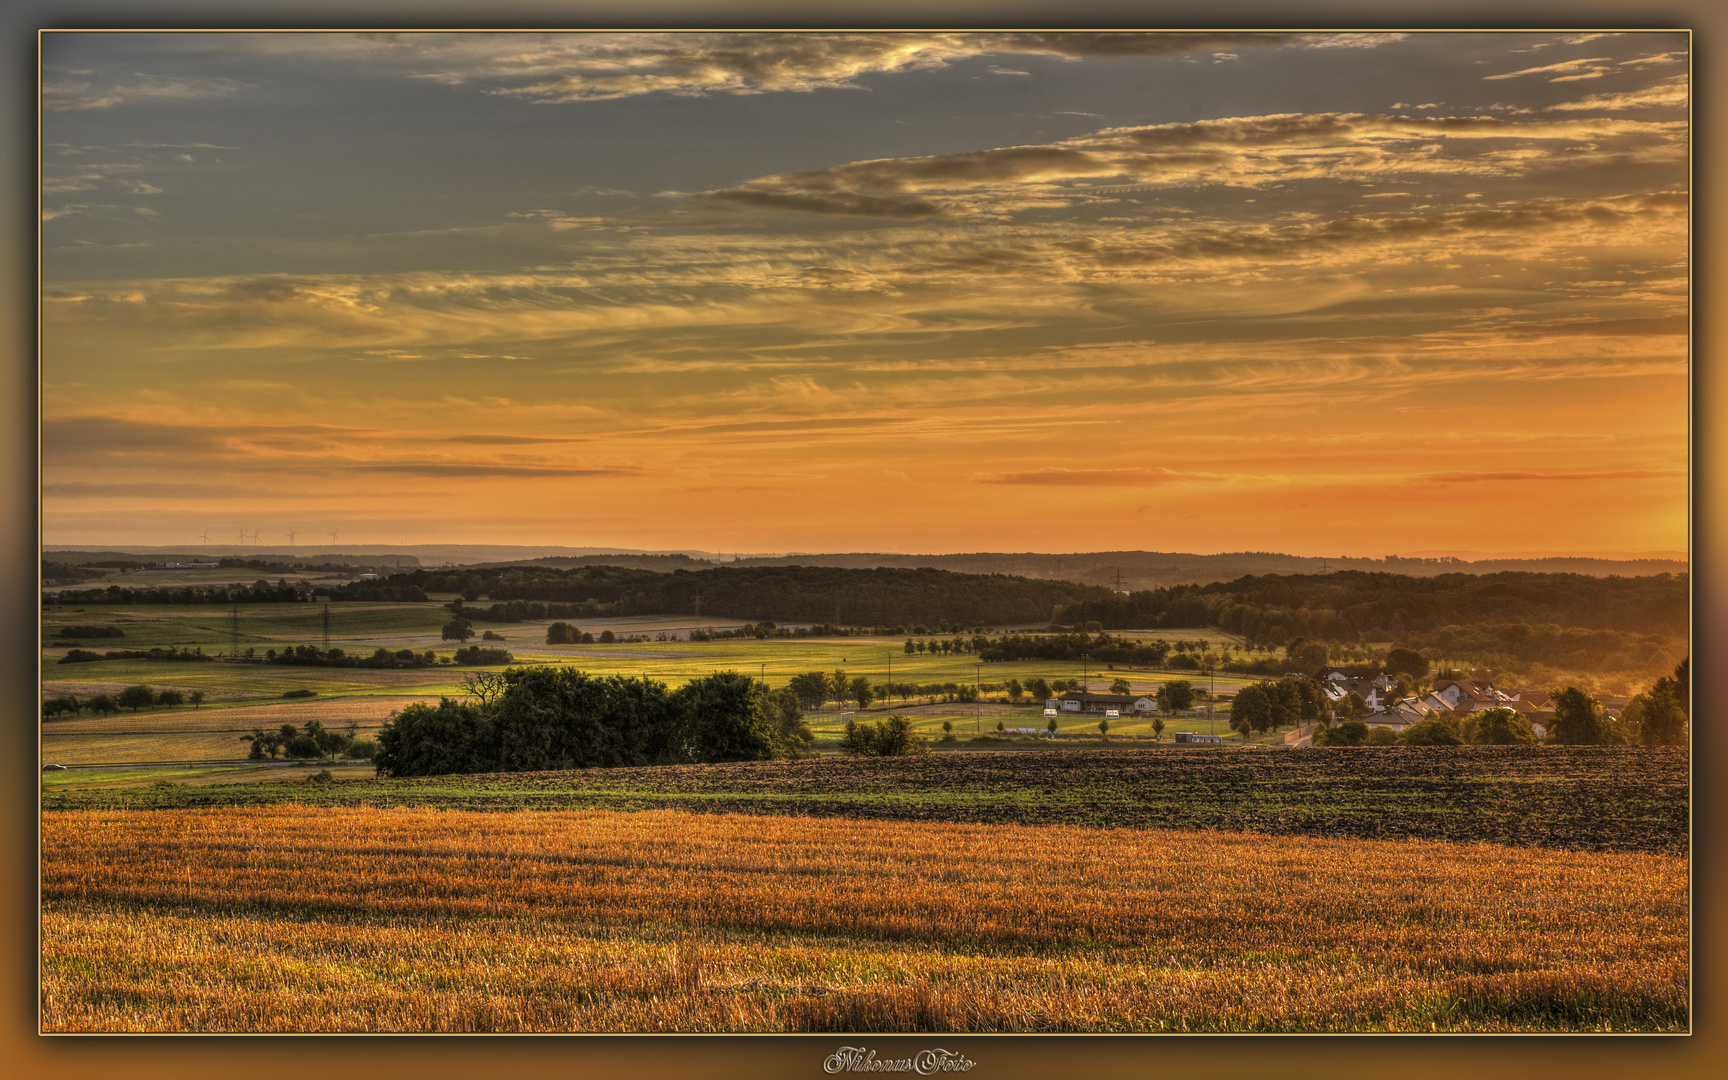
43, 602, 1267, 764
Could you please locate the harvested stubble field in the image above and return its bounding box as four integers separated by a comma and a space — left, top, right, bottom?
46, 747, 1688, 856
40, 806, 1686, 1032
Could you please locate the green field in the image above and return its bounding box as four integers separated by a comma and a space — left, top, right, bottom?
43, 601, 1272, 765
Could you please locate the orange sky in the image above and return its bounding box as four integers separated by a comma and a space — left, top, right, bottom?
40, 32, 1689, 556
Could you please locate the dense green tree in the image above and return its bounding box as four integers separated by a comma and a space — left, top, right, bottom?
1336, 692, 1372, 721
1385, 648, 1429, 679
788, 671, 830, 711
1316, 720, 1369, 746
1151, 716, 1166, 740
441, 619, 475, 642
849, 675, 875, 710
85, 693, 118, 717
1633, 693, 1687, 746
1399, 717, 1463, 746
493, 666, 672, 771
1651, 657, 1688, 714
840, 714, 928, 756
1365, 725, 1399, 746
1025, 676, 1051, 701
1548, 686, 1608, 745
1230, 684, 1271, 740
1005, 678, 1023, 701
757, 684, 814, 754
1286, 637, 1329, 671
373, 699, 498, 777
1110, 677, 1132, 696
1156, 680, 1195, 713
672, 671, 779, 763
156, 688, 184, 708
117, 684, 155, 711
1465, 707, 1535, 745
546, 621, 582, 645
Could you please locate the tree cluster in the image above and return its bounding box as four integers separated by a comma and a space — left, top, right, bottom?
838, 714, 929, 757
372, 667, 792, 777
243, 719, 360, 761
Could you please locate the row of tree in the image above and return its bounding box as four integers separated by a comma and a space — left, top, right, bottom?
60, 646, 213, 664
372, 668, 812, 777
242, 719, 370, 761
43, 684, 207, 717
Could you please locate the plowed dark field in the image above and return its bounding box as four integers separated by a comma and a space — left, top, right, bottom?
45, 745, 1688, 855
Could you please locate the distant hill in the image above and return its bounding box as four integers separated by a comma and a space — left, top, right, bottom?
717, 551, 1687, 590
42, 550, 421, 570
43, 546, 1686, 588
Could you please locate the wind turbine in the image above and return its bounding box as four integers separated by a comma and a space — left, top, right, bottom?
245, 529, 261, 546
198, 531, 210, 545
327, 530, 339, 546
285, 528, 298, 547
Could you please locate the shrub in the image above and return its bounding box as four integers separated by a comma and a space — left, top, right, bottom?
282, 689, 318, 699
452, 645, 513, 665
57, 625, 124, 638
1365, 725, 1399, 746
1400, 717, 1463, 746
1317, 720, 1369, 746
840, 714, 929, 757
58, 649, 103, 664
482, 630, 506, 641
1465, 707, 1535, 746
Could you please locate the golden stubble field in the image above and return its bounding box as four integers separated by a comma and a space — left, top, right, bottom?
40, 806, 1687, 1033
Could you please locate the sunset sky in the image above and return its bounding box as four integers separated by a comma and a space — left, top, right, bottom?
39, 31, 1689, 556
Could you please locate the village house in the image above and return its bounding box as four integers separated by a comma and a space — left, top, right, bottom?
1320, 677, 1392, 713
1317, 666, 1396, 690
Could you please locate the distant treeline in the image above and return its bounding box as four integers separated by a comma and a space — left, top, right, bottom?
45, 580, 315, 606
262, 644, 513, 669
398, 564, 1111, 626
1055, 571, 1687, 642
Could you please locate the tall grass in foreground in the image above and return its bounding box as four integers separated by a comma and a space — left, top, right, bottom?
41, 807, 1686, 1032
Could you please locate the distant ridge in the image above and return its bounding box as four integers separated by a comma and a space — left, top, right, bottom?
43, 545, 1686, 590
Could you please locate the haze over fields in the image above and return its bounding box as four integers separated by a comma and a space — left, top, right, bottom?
41, 32, 1688, 557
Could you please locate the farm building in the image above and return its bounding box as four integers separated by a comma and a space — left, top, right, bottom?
1055, 691, 1156, 715
1173, 732, 1224, 744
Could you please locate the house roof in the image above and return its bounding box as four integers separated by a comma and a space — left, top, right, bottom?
1057, 691, 1147, 705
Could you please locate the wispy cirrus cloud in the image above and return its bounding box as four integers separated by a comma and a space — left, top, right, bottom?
43, 73, 250, 111
981, 466, 1219, 486
215, 31, 1315, 104
700, 112, 1685, 219
1421, 469, 1683, 483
